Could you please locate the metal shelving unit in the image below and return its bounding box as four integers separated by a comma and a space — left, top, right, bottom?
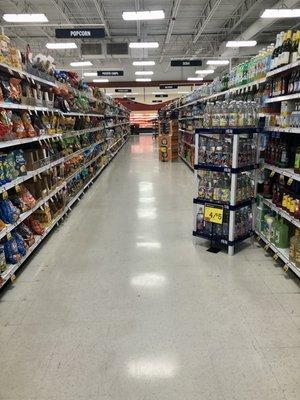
193, 127, 258, 255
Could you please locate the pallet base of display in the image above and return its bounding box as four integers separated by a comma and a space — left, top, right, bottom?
0, 139, 127, 289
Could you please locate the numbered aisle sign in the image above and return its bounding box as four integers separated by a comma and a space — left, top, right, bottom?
204, 204, 224, 225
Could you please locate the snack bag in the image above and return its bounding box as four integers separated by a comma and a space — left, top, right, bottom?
17, 222, 35, 247
0, 109, 13, 139
4, 238, 21, 264
0, 35, 10, 65
21, 111, 36, 137
9, 78, 22, 103
13, 149, 27, 176
13, 232, 27, 256
0, 244, 7, 272
20, 185, 36, 208
4, 152, 18, 181
11, 113, 26, 138
0, 199, 20, 224
25, 216, 44, 235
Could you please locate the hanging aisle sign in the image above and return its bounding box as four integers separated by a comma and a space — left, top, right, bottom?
171, 59, 202, 67
98, 71, 124, 76
55, 28, 105, 38
159, 84, 178, 90
115, 89, 131, 93
204, 204, 224, 225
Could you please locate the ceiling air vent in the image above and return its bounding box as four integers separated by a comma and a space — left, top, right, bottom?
106, 43, 128, 55
81, 43, 102, 58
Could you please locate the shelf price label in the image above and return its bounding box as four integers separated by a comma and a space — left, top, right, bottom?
287, 178, 293, 186
204, 204, 223, 225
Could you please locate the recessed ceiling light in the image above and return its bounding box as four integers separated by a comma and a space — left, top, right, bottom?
135, 71, 154, 76
226, 40, 257, 48
83, 72, 98, 77
93, 79, 109, 83
187, 77, 203, 81
70, 61, 92, 67
133, 61, 155, 66
136, 78, 152, 82
46, 42, 77, 49
195, 69, 214, 74
3, 13, 48, 22
130, 42, 159, 49
122, 10, 165, 21
261, 8, 300, 18
207, 60, 229, 65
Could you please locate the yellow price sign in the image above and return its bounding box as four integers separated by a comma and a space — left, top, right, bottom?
287, 178, 293, 186
204, 204, 224, 225
270, 170, 275, 177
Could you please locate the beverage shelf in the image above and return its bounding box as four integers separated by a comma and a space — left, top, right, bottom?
265, 92, 300, 103
178, 154, 194, 171
255, 230, 300, 278
262, 197, 300, 230
0, 138, 128, 288
195, 127, 258, 135
264, 126, 300, 134
263, 164, 300, 181
193, 197, 254, 210
266, 60, 300, 79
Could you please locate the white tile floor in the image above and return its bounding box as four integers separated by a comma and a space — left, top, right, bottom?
0, 135, 300, 400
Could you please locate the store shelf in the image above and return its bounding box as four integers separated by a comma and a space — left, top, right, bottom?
0, 156, 64, 195
179, 128, 195, 134
228, 77, 266, 94
266, 60, 300, 78
0, 102, 62, 113
106, 122, 130, 128
0, 138, 128, 288
0, 181, 66, 241
262, 197, 300, 229
179, 154, 194, 171
0, 62, 57, 87
193, 197, 254, 210
181, 140, 195, 147
195, 127, 258, 135
255, 230, 300, 278
264, 126, 300, 134
0, 126, 105, 150
263, 164, 300, 182
194, 163, 258, 173
63, 112, 104, 118
265, 93, 300, 103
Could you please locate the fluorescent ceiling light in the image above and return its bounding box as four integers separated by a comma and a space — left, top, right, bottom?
70, 61, 92, 67
226, 40, 257, 48
3, 13, 48, 22
187, 77, 203, 81
83, 72, 97, 77
46, 42, 77, 49
178, 91, 190, 94
152, 92, 166, 95
207, 60, 229, 65
261, 8, 300, 18
93, 79, 109, 83
133, 61, 155, 66
195, 69, 214, 74
123, 10, 165, 21
135, 71, 154, 76
136, 78, 152, 82
130, 42, 159, 49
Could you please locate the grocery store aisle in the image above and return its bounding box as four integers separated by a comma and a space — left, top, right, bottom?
1, 135, 300, 400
